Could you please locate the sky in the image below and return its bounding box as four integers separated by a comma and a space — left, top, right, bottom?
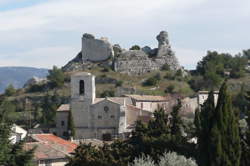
0, 0, 249, 69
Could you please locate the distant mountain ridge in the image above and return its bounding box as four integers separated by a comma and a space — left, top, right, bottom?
0, 67, 48, 93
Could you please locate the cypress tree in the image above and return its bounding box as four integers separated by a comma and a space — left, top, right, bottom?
170, 99, 183, 138
210, 82, 241, 166
68, 110, 76, 139
241, 91, 250, 166
195, 91, 215, 166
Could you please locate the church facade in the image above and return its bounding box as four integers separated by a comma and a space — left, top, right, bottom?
56, 72, 157, 140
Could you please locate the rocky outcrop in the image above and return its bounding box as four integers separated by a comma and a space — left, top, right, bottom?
63, 31, 181, 75
81, 33, 114, 62
156, 31, 175, 57
23, 77, 47, 88
114, 31, 181, 75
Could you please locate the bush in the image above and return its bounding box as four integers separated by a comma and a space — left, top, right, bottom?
154, 73, 161, 81
161, 64, 170, 71
102, 66, 110, 72
143, 77, 158, 86
27, 84, 46, 93
115, 80, 123, 87
164, 71, 175, 80
4, 84, 16, 96
129, 152, 197, 166
100, 90, 115, 98
130, 45, 141, 50
165, 85, 175, 93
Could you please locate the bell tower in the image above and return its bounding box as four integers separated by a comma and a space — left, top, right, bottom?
70, 72, 96, 139
71, 72, 96, 104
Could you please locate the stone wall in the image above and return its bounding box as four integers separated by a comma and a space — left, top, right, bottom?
114, 31, 181, 75
82, 33, 114, 62
114, 50, 180, 75
63, 31, 181, 75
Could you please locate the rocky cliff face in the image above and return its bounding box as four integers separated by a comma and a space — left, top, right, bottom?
63, 31, 181, 74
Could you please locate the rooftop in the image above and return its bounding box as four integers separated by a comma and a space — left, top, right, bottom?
124, 94, 171, 101
57, 104, 70, 112
31, 134, 77, 153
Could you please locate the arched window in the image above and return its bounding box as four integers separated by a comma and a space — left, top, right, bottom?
79, 80, 85, 95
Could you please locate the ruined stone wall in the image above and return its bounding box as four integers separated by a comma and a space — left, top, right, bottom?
114, 50, 180, 75
114, 31, 181, 75
81, 33, 114, 62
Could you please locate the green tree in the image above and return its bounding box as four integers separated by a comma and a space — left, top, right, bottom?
0, 98, 34, 166
41, 93, 58, 127
210, 82, 241, 166
130, 45, 141, 50
5, 84, 16, 96
68, 110, 76, 139
47, 66, 65, 88
241, 91, 250, 166
170, 100, 182, 138
194, 91, 215, 166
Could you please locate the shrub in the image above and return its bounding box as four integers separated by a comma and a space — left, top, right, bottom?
165, 85, 175, 93
130, 45, 141, 50
4, 84, 16, 96
102, 66, 110, 72
116, 80, 123, 87
154, 73, 161, 81
161, 64, 170, 71
100, 90, 115, 98
164, 71, 175, 80
143, 77, 158, 86
129, 152, 197, 166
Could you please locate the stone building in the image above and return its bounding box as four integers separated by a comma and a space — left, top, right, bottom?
198, 91, 219, 108
55, 72, 176, 140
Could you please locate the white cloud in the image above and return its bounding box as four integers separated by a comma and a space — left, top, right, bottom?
0, 0, 249, 69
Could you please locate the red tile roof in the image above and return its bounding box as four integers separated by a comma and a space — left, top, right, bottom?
31, 134, 77, 153
125, 94, 171, 101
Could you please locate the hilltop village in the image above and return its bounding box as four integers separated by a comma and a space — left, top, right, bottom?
1, 30, 250, 166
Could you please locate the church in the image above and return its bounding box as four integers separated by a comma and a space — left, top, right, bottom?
55, 72, 176, 140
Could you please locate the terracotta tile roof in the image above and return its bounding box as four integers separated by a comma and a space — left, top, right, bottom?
57, 104, 70, 112
125, 94, 171, 102
93, 97, 132, 106
24, 142, 67, 161
126, 104, 141, 112
31, 134, 77, 153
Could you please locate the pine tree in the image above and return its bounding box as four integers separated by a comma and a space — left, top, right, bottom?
194, 91, 215, 166
0, 98, 34, 166
210, 82, 241, 166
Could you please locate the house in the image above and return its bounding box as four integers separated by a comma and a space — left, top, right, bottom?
24, 134, 77, 166
10, 124, 27, 144
124, 94, 176, 113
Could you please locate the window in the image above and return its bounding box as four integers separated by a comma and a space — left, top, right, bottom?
98, 115, 102, 119
110, 115, 115, 119
79, 80, 85, 95
61, 121, 65, 126
104, 106, 109, 113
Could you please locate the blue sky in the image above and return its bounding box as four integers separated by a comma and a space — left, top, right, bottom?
0, 0, 249, 69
